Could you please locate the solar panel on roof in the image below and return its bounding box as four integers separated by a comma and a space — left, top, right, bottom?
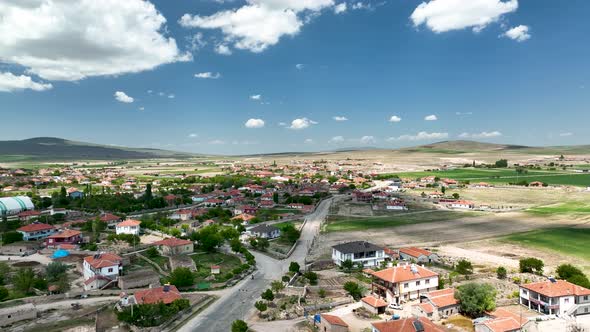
412, 320, 425, 332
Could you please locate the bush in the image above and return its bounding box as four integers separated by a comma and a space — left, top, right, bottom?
146, 247, 159, 258
496, 266, 507, 279
117, 299, 189, 327
261, 289, 274, 301
557, 264, 590, 288
343, 281, 364, 301
519, 258, 544, 275
318, 288, 327, 298
455, 259, 473, 275
255, 300, 267, 312
289, 262, 300, 273
2, 231, 23, 245
455, 283, 497, 318
231, 320, 249, 332
304, 271, 318, 285
168, 267, 194, 288
0, 286, 8, 302
282, 275, 290, 282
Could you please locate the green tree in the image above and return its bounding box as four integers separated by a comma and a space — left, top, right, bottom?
496, 266, 507, 279
438, 277, 445, 290
279, 224, 301, 244
261, 289, 274, 301
452, 193, 460, 199
341, 259, 354, 272
231, 320, 249, 332
195, 225, 223, 252
455, 283, 497, 317
46, 261, 68, 282
304, 271, 318, 285
556, 264, 590, 288
257, 238, 269, 251
230, 238, 243, 253
0, 262, 10, 285
495, 159, 508, 168
144, 183, 153, 201
455, 259, 473, 275
0, 286, 8, 301
146, 247, 159, 258
343, 281, 364, 301
271, 280, 285, 293
254, 300, 267, 312
288, 261, 300, 273
519, 257, 544, 275
2, 231, 23, 244
169, 267, 195, 288
13, 268, 36, 294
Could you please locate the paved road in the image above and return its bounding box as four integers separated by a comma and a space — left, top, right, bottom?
176, 198, 334, 332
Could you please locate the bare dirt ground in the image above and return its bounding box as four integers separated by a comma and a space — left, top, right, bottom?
313, 211, 585, 261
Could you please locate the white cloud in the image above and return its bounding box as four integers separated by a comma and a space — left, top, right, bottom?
503, 25, 531, 42
195, 72, 221, 79
329, 136, 345, 143
351, 2, 370, 10
245, 118, 265, 128
139, 106, 145, 111
388, 132, 449, 141
208, 139, 226, 145
333, 116, 348, 121
304, 138, 314, 144
250, 94, 262, 100
188, 133, 198, 138
114, 91, 134, 103
455, 111, 473, 115
278, 122, 287, 126
168, 94, 175, 99
559, 132, 573, 137
0, 72, 52, 92
215, 44, 233, 55
179, 0, 335, 53
0, 0, 189, 82
289, 117, 317, 130
295, 63, 305, 70
389, 115, 402, 123
424, 114, 438, 121
410, 0, 518, 33
360, 136, 376, 144
334, 3, 347, 14
458, 131, 502, 138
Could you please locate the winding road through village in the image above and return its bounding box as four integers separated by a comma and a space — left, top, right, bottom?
176, 197, 335, 332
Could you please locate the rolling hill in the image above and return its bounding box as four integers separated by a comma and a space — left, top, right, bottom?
0, 137, 194, 160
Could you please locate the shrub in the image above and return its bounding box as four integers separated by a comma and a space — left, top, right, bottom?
343, 281, 364, 301
519, 258, 544, 275
496, 266, 507, 279
318, 288, 327, 298
255, 300, 267, 312
261, 289, 274, 301
455, 283, 497, 318
231, 320, 248, 332
455, 259, 473, 275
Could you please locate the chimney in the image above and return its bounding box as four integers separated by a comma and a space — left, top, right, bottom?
163, 283, 170, 292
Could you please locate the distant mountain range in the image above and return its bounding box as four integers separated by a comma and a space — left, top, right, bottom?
0, 137, 193, 160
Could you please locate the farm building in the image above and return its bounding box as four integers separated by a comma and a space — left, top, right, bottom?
0, 196, 35, 216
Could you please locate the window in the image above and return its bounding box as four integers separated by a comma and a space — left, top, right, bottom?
108, 268, 113, 273
404, 283, 409, 288
416, 281, 421, 286
564, 298, 570, 304
425, 279, 430, 285
585, 296, 589, 301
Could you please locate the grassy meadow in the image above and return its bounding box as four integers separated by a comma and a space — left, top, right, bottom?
502, 228, 590, 261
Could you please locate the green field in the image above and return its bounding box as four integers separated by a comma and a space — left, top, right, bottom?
191, 251, 243, 283
324, 210, 475, 232
502, 228, 590, 261
526, 201, 590, 215
396, 168, 590, 187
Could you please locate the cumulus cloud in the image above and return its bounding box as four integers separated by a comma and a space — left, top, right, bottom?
304, 138, 314, 144
334, 3, 347, 14
194, 72, 221, 79
295, 63, 305, 70
559, 132, 573, 137
333, 116, 348, 121
0, 72, 52, 92
388, 132, 449, 141
458, 131, 502, 138
168, 94, 175, 99
245, 118, 265, 128
0, 0, 189, 82
329, 136, 345, 143
503, 25, 531, 42
179, 0, 335, 53
250, 94, 262, 100
389, 115, 402, 123
289, 118, 318, 130
424, 114, 438, 121
114, 91, 134, 103
278, 122, 287, 127
188, 133, 198, 138
215, 44, 233, 55
360, 136, 376, 144
410, 0, 518, 33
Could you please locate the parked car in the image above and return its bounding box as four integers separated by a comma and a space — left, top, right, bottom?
388, 303, 402, 310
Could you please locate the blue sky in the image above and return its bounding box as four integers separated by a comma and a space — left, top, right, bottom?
0, 0, 589, 154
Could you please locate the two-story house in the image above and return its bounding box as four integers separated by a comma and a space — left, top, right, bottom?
83, 252, 122, 290
248, 224, 281, 239
519, 279, 590, 316
369, 262, 439, 304
45, 229, 82, 248
17, 223, 56, 241
332, 241, 385, 268
115, 219, 141, 235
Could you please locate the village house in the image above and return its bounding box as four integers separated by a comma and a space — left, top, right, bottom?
371, 317, 442, 332
361, 295, 388, 314
17, 223, 56, 241
17, 210, 41, 222
83, 252, 123, 291
398, 247, 440, 264
170, 209, 194, 221
473, 308, 528, 332
153, 237, 194, 255
115, 219, 141, 235
332, 241, 385, 268
122, 284, 182, 306
519, 279, 590, 316
369, 263, 439, 304
287, 203, 304, 210
45, 229, 82, 248
353, 191, 373, 202
319, 314, 349, 332
412, 288, 460, 320
428, 192, 444, 199
100, 213, 123, 228
248, 224, 281, 239
449, 200, 475, 209
385, 199, 408, 210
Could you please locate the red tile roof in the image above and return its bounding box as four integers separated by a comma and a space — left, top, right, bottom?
153, 237, 192, 247
84, 253, 122, 269
361, 295, 388, 308
321, 314, 348, 327
134, 285, 182, 305
47, 229, 81, 239
18, 210, 41, 217
399, 247, 433, 258
116, 219, 141, 227
480, 308, 527, 332
415, 302, 434, 314
372, 317, 443, 332
100, 213, 121, 222
17, 223, 54, 233
424, 288, 459, 308
521, 279, 590, 297
370, 264, 438, 283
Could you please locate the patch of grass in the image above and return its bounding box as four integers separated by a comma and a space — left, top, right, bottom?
191, 251, 243, 283
324, 210, 475, 232
526, 201, 590, 215
502, 228, 590, 261
443, 315, 475, 332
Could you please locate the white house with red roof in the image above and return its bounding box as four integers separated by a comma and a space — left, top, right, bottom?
449, 200, 475, 210
129, 284, 182, 305
45, 229, 82, 248
519, 279, 590, 316
115, 219, 141, 235
153, 237, 193, 255
412, 288, 460, 320
83, 252, 122, 290
369, 262, 439, 304
399, 247, 440, 264
17, 223, 56, 241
